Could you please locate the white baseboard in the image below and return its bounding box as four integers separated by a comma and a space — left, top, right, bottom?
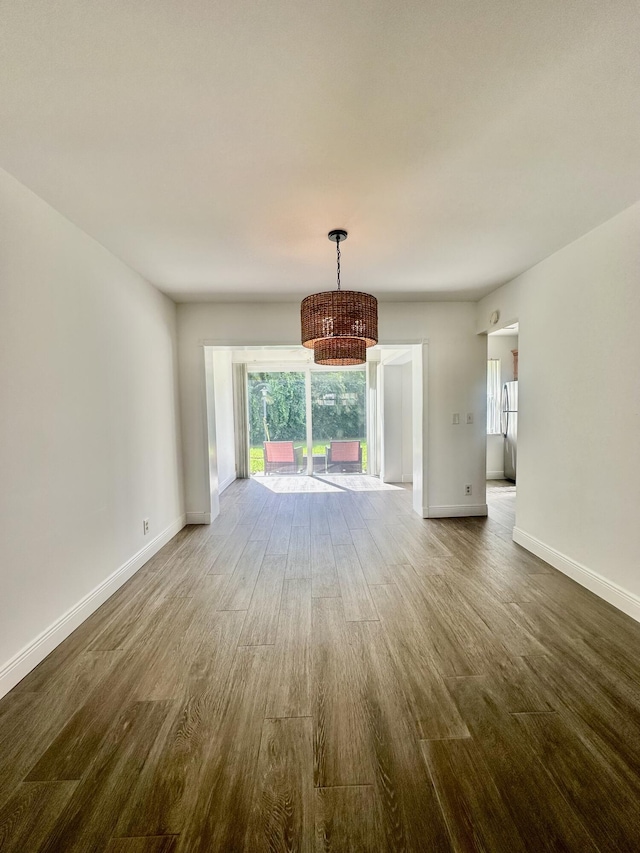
0, 514, 186, 700
185, 512, 212, 525
218, 473, 236, 494
428, 504, 488, 518
513, 527, 640, 624
486, 470, 505, 480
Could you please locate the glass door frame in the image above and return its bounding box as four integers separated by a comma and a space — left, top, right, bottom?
304, 368, 314, 475
246, 361, 369, 477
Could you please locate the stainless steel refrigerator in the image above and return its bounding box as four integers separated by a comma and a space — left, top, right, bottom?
502, 380, 518, 481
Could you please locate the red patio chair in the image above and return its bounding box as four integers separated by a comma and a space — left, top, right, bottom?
263, 441, 304, 475
325, 440, 362, 473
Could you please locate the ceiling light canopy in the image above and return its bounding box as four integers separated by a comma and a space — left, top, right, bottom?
301, 230, 378, 365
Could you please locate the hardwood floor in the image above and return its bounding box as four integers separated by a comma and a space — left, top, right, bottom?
487, 479, 517, 532
1, 477, 640, 851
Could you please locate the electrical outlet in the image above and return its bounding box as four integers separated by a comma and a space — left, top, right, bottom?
464, 484, 472, 496
143, 518, 149, 535
452, 413, 460, 424
466, 413, 474, 424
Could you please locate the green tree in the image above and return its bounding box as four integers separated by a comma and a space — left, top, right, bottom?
248, 370, 366, 446
310, 371, 366, 441
248, 372, 306, 442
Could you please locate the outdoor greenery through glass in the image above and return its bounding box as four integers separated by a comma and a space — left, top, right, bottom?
311, 370, 366, 474
248, 370, 366, 474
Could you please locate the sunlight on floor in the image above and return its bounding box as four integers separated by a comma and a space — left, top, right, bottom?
252, 475, 342, 493
319, 475, 403, 492
252, 474, 404, 493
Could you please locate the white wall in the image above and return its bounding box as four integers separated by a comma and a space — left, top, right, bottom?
380, 364, 404, 483
177, 301, 487, 518
478, 201, 640, 619
0, 169, 184, 695
486, 334, 518, 478
379, 361, 413, 484
401, 362, 413, 483
212, 351, 236, 492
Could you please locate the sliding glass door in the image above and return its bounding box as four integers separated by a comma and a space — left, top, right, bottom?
248, 367, 366, 476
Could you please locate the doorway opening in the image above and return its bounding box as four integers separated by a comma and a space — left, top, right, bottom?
203, 342, 427, 514
487, 322, 518, 532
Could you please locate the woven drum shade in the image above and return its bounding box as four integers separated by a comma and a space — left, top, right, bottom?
301, 290, 378, 365
313, 337, 366, 366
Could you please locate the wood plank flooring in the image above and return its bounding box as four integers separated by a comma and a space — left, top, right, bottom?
1, 476, 640, 851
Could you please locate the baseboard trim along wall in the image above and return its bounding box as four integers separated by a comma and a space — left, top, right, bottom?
513, 527, 640, 624
486, 471, 505, 480
428, 504, 488, 518
218, 473, 237, 494
0, 514, 186, 700
185, 511, 212, 524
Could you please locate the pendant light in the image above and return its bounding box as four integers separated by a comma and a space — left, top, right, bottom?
301, 230, 378, 365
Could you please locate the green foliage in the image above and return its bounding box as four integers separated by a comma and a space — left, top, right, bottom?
248, 370, 366, 446
248, 372, 307, 442
310, 371, 366, 442
250, 446, 265, 474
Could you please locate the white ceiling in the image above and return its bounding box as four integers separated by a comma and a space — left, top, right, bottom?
1, 1, 639, 302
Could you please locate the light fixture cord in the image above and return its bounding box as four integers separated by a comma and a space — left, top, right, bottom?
336, 235, 341, 291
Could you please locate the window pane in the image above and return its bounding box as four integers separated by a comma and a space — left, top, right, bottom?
248, 372, 307, 475
311, 370, 366, 474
